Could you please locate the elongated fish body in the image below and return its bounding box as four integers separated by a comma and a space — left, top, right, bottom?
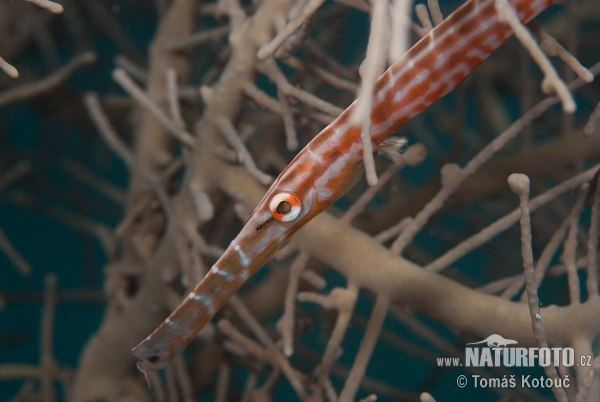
133, 0, 560, 372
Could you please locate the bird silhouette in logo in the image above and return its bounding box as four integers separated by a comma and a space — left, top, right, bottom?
467, 334, 518, 348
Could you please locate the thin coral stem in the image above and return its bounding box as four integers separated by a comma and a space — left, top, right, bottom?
495, 0, 575, 112
338, 295, 389, 402
314, 285, 358, 386
216, 118, 273, 185
508, 173, 567, 402
40, 273, 57, 402
165, 25, 230, 51
25, 0, 63, 14
215, 362, 231, 402
277, 87, 298, 151
277, 251, 309, 357
262, 58, 343, 117
112, 68, 194, 146
229, 295, 273, 347
389, 0, 413, 62
351, 0, 390, 186
83, 92, 135, 168
427, 164, 600, 271
528, 22, 594, 84
342, 161, 403, 223
395, 61, 600, 256
562, 193, 583, 305
586, 175, 600, 298
0, 52, 96, 107
0, 228, 32, 276
257, 0, 324, 60
0, 57, 19, 78
584, 101, 600, 137
165, 68, 185, 128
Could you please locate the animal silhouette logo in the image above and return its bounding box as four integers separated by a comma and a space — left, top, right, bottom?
467, 334, 518, 348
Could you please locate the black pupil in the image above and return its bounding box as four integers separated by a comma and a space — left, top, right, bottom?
276, 200, 292, 215
148, 355, 160, 363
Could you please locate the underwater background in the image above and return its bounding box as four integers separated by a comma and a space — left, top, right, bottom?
1, 0, 600, 400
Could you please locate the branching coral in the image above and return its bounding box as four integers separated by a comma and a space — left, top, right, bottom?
1, 0, 600, 401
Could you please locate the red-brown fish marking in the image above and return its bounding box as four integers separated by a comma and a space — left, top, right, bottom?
132, 0, 561, 372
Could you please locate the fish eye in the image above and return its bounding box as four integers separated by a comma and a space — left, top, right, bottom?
269, 192, 302, 222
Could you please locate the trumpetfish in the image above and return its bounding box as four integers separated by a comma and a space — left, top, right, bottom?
132, 0, 562, 373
